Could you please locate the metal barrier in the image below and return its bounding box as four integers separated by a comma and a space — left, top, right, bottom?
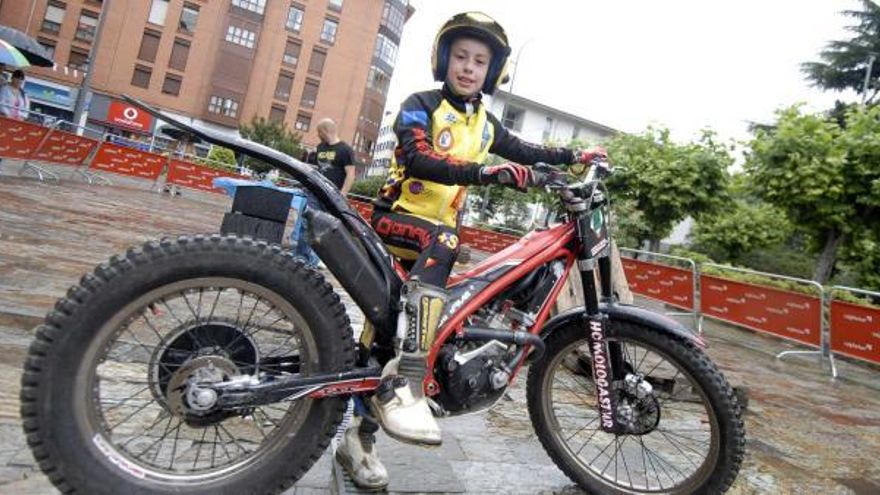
22, 118, 104, 183
701, 263, 835, 377
620, 248, 702, 333
829, 286, 880, 369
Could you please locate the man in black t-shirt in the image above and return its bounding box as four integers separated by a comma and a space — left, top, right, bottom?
307, 118, 356, 195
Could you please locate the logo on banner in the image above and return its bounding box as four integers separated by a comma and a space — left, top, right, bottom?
108, 101, 153, 131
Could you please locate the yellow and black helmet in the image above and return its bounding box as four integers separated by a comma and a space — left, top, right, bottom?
431, 12, 512, 94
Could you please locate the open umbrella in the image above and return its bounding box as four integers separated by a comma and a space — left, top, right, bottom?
0, 39, 29, 68
0, 26, 54, 67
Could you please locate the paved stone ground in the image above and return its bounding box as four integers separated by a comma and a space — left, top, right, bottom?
1, 164, 879, 494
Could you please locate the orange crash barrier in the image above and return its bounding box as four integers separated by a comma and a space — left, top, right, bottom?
622, 258, 695, 311
0, 116, 50, 159
700, 274, 822, 348
88, 142, 166, 181
165, 160, 247, 194
830, 299, 880, 365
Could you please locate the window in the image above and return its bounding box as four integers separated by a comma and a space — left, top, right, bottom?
501, 105, 524, 132
572, 126, 580, 140
373, 34, 397, 66
286, 5, 304, 32
168, 38, 190, 71
38, 38, 57, 59
366, 65, 390, 94
381, 1, 405, 36
269, 105, 286, 123
148, 0, 169, 25
328, 0, 344, 12
543, 116, 555, 141
131, 65, 152, 88
300, 79, 319, 108
308, 48, 326, 76
75, 10, 99, 42
68, 48, 89, 71
275, 72, 294, 100
231, 0, 266, 15
42, 2, 66, 34
208, 95, 239, 117
162, 74, 182, 96
137, 31, 161, 62
225, 25, 256, 49
282, 40, 301, 66
320, 18, 338, 44
178, 3, 199, 33
295, 112, 311, 131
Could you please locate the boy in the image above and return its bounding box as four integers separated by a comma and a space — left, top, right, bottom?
336, 12, 607, 489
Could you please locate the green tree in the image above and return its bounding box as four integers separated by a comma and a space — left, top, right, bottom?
745, 105, 880, 284
239, 117, 304, 174
802, 0, 880, 104
690, 201, 793, 264
604, 127, 732, 251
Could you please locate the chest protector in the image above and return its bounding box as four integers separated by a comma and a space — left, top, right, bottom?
391, 100, 494, 227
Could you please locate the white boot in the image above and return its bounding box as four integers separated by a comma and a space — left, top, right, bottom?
371, 357, 442, 445
335, 417, 389, 490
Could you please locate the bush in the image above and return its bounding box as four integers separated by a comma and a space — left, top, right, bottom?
349, 175, 386, 199
196, 146, 238, 172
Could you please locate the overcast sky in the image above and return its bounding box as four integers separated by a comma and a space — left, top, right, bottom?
386, 0, 863, 145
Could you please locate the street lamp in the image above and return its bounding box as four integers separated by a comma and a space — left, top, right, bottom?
72, 0, 111, 131
507, 38, 535, 94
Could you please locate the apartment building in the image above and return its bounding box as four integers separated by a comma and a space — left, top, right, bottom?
486, 90, 618, 145
0, 0, 412, 163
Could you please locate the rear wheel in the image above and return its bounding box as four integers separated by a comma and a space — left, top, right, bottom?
527, 320, 744, 494
21, 235, 355, 494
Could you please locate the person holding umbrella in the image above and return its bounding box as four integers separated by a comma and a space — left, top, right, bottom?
0, 69, 28, 120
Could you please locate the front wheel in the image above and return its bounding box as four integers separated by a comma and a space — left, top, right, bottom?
527, 320, 744, 494
20, 235, 355, 494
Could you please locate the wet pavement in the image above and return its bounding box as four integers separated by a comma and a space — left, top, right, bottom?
1, 164, 879, 494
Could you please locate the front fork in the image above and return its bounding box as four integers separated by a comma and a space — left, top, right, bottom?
578, 213, 626, 434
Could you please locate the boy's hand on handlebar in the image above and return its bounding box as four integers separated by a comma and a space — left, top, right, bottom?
573, 145, 609, 165
480, 162, 533, 192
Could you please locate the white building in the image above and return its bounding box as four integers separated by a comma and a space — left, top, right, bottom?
486, 90, 618, 145
367, 110, 397, 177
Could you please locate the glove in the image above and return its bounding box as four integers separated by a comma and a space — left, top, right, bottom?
480, 162, 533, 192
573, 146, 608, 165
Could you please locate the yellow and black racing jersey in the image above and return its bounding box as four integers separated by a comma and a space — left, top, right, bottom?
375, 84, 574, 228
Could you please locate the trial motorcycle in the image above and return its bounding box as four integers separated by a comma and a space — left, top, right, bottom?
20, 98, 744, 494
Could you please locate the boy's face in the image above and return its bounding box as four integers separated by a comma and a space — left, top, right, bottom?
446, 37, 491, 97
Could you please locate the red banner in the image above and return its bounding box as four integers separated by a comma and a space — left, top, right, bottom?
622, 258, 694, 310
349, 199, 374, 222
32, 130, 99, 166
89, 142, 165, 180
106, 101, 153, 132
165, 160, 246, 193
460, 226, 519, 253
700, 274, 821, 347
0, 116, 50, 159
830, 299, 880, 364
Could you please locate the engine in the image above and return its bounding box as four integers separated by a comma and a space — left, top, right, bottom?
434, 260, 566, 414
435, 340, 510, 413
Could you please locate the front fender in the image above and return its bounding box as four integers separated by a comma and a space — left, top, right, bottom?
541, 304, 704, 347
